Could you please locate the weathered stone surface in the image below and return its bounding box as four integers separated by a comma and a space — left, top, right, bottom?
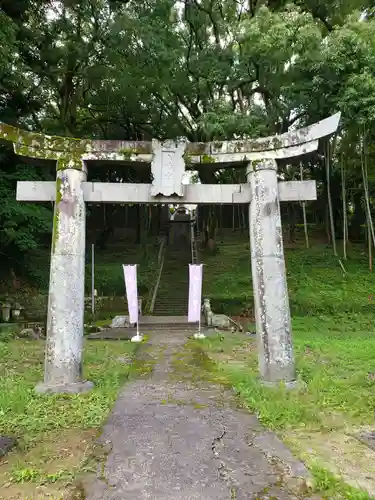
17, 180, 317, 204
151, 139, 186, 197
87, 328, 134, 340
248, 160, 295, 385
0, 112, 340, 167
110, 316, 131, 328
40, 166, 92, 392
185, 112, 340, 157
35, 380, 94, 394
355, 431, 375, 451
84, 332, 318, 499
0, 436, 16, 457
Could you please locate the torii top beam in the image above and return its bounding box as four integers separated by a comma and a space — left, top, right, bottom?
0, 113, 341, 170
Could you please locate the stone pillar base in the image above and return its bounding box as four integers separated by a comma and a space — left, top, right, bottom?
35, 380, 94, 395
260, 379, 307, 391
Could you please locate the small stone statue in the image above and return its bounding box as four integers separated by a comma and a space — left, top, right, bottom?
202, 298, 213, 327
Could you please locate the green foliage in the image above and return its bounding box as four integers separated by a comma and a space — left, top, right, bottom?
1, 0, 375, 287
202, 238, 375, 316
0, 164, 51, 253
311, 466, 373, 499
0, 340, 138, 437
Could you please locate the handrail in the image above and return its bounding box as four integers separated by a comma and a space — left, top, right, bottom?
157, 236, 165, 265
149, 237, 166, 314
149, 250, 166, 314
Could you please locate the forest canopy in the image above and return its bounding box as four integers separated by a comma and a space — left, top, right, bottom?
0, 0, 375, 282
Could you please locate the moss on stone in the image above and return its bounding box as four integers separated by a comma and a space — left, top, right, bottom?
51, 178, 63, 253
56, 156, 84, 171
119, 146, 152, 159
201, 154, 216, 164
272, 137, 283, 149
183, 153, 193, 167
130, 358, 154, 378
212, 141, 223, 151
119, 148, 137, 159
251, 159, 262, 169
0, 122, 91, 153
14, 144, 60, 160
186, 142, 207, 155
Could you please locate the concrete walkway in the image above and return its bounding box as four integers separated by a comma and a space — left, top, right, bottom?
85, 332, 320, 500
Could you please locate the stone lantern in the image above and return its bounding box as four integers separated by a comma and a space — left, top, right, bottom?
11, 303, 22, 319
1, 302, 11, 322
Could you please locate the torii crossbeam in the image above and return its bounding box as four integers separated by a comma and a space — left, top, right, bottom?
0, 113, 340, 393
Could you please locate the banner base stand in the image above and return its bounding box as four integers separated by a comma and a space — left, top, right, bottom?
131, 334, 144, 342
193, 332, 206, 339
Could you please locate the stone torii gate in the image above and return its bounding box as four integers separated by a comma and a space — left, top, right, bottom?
0, 113, 340, 393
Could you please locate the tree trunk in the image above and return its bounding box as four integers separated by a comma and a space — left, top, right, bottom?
325, 141, 337, 256
369, 224, 373, 271
135, 205, 141, 244
341, 154, 348, 260
300, 165, 309, 248
361, 132, 375, 263
288, 204, 296, 243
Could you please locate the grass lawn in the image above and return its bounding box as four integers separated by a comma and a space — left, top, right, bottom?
195, 318, 375, 499
0, 339, 140, 499
202, 238, 375, 317
2, 236, 375, 498
199, 236, 375, 498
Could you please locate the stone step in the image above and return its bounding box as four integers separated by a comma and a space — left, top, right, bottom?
88, 324, 202, 340
153, 307, 189, 314
154, 297, 188, 303
153, 301, 188, 307
153, 302, 188, 307
152, 309, 187, 315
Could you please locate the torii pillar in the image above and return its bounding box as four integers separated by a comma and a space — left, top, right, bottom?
248, 159, 295, 386
40, 162, 92, 393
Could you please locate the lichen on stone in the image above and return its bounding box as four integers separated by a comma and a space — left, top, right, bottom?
182, 153, 193, 167
0, 122, 91, 154
186, 142, 208, 155
56, 156, 84, 171
14, 144, 60, 160
201, 154, 216, 164
52, 178, 62, 254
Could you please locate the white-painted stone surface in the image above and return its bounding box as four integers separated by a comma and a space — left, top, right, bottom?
278, 180, 316, 202
189, 139, 319, 164
17, 180, 317, 204
248, 160, 296, 384
151, 139, 186, 197
42, 166, 89, 390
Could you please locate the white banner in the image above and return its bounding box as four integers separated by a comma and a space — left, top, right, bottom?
188, 264, 203, 322
123, 265, 139, 324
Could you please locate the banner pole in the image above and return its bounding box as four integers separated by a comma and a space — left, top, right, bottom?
91, 243, 95, 316
131, 264, 142, 343
193, 264, 205, 339
123, 263, 143, 343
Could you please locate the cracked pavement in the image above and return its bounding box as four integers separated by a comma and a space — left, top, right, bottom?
84, 333, 321, 500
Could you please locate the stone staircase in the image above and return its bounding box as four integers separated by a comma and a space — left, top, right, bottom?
152, 247, 191, 316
